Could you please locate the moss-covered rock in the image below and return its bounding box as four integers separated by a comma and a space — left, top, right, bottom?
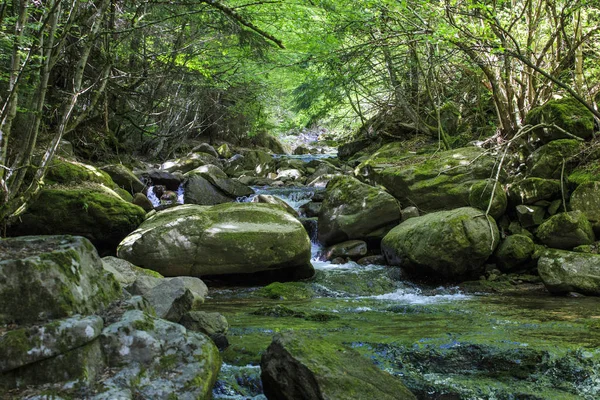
468, 179, 507, 219
536, 211, 595, 250
8, 188, 146, 252
538, 249, 600, 295
217, 143, 233, 159
508, 178, 562, 205
515, 204, 546, 228
526, 139, 582, 179
45, 157, 114, 186
382, 207, 499, 281
224, 149, 276, 177
117, 203, 313, 279
525, 97, 595, 143
99, 310, 221, 399
0, 236, 121, 324
357, 145, 500, 212
260, 332, 416, 400
100, 163, 145, 194
318, 176, 401, 245
161, 152, 221, 174
570, 181, 600, 234
257, 282, 314, 300
0, 315, 103, 373
186, 164, 254, 198
494, 234, 535, 272
251, 194, 298, 217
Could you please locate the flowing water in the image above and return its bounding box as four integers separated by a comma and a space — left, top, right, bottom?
205, 182, 600, 399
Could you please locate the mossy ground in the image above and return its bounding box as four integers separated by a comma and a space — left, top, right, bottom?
204, 277, 600, 398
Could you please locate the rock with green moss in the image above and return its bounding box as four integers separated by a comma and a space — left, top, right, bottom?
113, 187, 133, 202
494, 235, 535, 272
536, 211, 595, 250
357, 145, 500, 212
184, 174, 234, 205
516, 204, 546, 228
225, 149, 276, 177
382, 207, 499, 281
161, 152, 221, 174
538, 249, 600, 295
318, 176, 401, 245
99, 310, 220, 399
217, 143, 233, 159
525, 97, 595, 143
100, 164, 145, 194
0, 337, 105, 390
0, 315, 103, 373
526, 139, 582, 179
101, 256, 163, 286
8, 188, 146, 253
186, 164, 254, 199
570, 181, 600, 234
257, 282, 314, 300
323, 240, 367, 261
0, 236, 121, 325
117, 203, 313, 279
260, 332, 416, 400
468, 179, 507, 220
251, 194, 298, 217
180, 311, 228, 337
508, 178, 562, 205
132, 192, 154, 212
45, 157, 114, 186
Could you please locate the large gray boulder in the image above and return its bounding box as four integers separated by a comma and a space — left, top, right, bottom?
570, 181, 600, 234
381, 207, 499, 280
536, 211, 595, 249
357, 145, 500, 212
183, 174, 233, 205
318, 176, 401, 245
0, 236, 121, 324
161, 152, 221, 174
260, 332, 416, 400
526, 139, 581, 179
117, 203, 313, 278
99, 310, 220, 399
538, 249, 600, 295
189, 164, 254, 198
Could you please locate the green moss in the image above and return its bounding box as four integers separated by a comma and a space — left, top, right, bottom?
0, 329, 30, 360
134, 266, 164, 279
132, 314, 155, 331
256, 282, 314, 300
158, 354, 179, 371
526, 97, 595, 141
46, 158, 114, 186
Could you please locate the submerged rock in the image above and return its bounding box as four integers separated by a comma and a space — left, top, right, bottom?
0, 236, 121, 324
318, 176, 401, 246
382, 207, 499, 280
117, 203, 313, 279
538, 249, 600, 295
260, 332, 416, 400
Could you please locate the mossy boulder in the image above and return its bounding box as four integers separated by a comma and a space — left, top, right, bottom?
536, 211, 595, 250
260, 332, 416, 400
526, 139, 582, 179
8, 188, 146, 252
99, 310, 221, 399
494, 234, 535, 272
183, 174, 234, 205
161, 152, 221, 174
381, 207, 499, 281
251, 194, 298, 217
508, 178, 562, 205
0, 236, 121, 324
100, 164, 145, 194
525, 97, 595, 143
186, 164, 254, 199
468, 179, 507, 220
257, 282, 314, 300
117, 203, 313, 278
570, 181, 600, 234
357, 145, 500, 212
45, 157, 114, 186
538, 249, 600, 295
225, 149, 276, 177
0, 315, 103, 374
318, 176, 401, 246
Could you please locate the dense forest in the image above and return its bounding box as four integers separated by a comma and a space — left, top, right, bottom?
2, 1, 600, 399
2, 0, 599, 223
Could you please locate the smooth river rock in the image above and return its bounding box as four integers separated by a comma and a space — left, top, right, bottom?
381, 207, 499, 281
117, 203, 313, 278
538, 249, 600, 295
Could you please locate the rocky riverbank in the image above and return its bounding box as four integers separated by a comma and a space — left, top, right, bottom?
2, 98, 600, 399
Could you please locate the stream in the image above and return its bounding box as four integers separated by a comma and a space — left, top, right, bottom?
199, 172, 600, 400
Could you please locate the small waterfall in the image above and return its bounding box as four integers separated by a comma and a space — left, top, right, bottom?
145, 184, 185, 208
